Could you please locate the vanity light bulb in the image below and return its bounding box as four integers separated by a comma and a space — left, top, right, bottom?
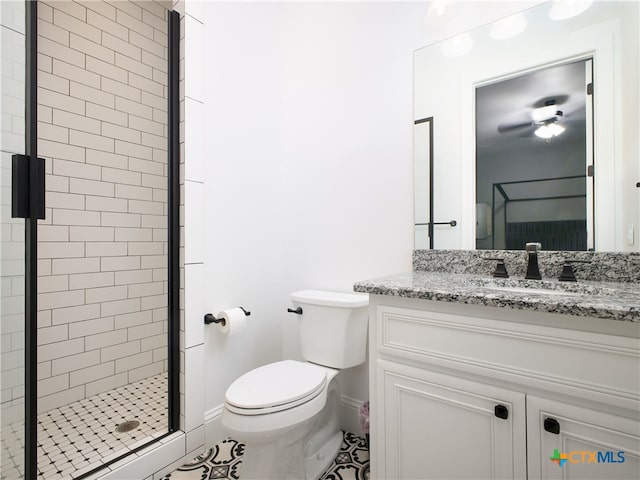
549, 0, 594, 21
441, 33, 473, 58
424, 0, 453, 25
430, 0, 448, 17
490, 13, 527, 40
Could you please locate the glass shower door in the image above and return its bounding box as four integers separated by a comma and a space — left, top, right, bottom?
1, 1, 26, 479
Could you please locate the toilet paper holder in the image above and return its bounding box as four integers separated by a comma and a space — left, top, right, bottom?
204, 307, 251, 325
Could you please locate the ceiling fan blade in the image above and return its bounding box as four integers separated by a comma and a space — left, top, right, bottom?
497, 121, 534, 134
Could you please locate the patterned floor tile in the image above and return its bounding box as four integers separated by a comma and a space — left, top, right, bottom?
161, 431, 368, 480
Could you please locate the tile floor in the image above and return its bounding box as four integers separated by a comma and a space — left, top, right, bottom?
1, 417, 25, 480
161, 431, 370, 480
36, 373, 168, 479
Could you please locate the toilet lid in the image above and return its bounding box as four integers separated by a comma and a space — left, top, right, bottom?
225, 360, 327, 412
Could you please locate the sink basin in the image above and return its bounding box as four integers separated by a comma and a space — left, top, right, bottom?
487, 286, 578, 296
465, 277, 618, 298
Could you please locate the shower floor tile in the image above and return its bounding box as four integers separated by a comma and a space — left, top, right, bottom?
36, 372, 168, 479
161, 431, 369, 480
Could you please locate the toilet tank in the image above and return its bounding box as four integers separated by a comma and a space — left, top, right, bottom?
290, 290, 369, 369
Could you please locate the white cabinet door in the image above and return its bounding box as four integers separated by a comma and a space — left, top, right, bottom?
527, 395, 640, 480
377, 360, 526, 479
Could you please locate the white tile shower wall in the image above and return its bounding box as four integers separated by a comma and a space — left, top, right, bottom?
181, 0, 205, 451
36, 0, 170, 414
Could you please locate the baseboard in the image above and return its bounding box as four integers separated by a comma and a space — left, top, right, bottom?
204, 405, 225, 446
203, 395, 365, 448
341, 394, 364, 437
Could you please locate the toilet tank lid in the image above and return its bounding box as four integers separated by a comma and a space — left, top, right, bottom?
290, 290, 369, 308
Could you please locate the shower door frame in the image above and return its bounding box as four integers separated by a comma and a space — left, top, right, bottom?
167, 8, 181, 438
19, 3, 182, 478
24, 2, 39, 478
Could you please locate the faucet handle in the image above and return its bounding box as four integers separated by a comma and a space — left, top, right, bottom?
558, 263, 577, 282
525, 242, 542, 252
558, 259, 590, 282
483, 257, 509, 278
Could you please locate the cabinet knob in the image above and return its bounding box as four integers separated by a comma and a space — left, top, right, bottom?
494, 404, 509, 419
544, 417, 560, 434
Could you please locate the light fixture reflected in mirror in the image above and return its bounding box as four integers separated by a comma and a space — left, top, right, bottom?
490, 13, 527, 40
427, 0, 448, 18
534, 120, 566, 139
549, 0, 594, 20
424, 0, 456, 26
441, 32, 473, 57
532, 103, 566, 139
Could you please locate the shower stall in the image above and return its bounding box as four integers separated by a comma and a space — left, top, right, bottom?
1, 1, 180, 478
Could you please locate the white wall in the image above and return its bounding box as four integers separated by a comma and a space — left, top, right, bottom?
201, 1, 426, 433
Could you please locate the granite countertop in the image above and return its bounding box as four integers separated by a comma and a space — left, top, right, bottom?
353, 271, 640, 322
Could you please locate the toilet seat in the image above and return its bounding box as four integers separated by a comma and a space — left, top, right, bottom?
225, 360, 327, 415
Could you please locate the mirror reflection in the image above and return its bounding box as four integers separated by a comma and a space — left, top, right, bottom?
414, 118, 433, 249
413, 0, 639, 252
475, 59, 593, 251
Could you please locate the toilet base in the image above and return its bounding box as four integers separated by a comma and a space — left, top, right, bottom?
304, 430, 342, 480
229, 378, 341, 480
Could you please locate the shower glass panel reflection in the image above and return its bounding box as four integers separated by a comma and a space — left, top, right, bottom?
36, 1, 171, 477
1, 1, 27, 478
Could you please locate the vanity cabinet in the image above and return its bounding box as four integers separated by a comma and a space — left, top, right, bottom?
527, 395, 640, 480
368, 295, 640, 480
379, 360, 526, 479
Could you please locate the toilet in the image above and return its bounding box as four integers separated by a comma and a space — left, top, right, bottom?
221, 289, 369, 480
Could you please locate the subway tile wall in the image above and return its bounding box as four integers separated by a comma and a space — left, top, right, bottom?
36, 0, 170, 414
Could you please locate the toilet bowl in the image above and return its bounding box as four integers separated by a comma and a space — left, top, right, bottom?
221, 290, 369, 480
222, 360, 342, 480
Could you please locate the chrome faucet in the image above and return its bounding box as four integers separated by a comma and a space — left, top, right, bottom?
525, 242, 542, 280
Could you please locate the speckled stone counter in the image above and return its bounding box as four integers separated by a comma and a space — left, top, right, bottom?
353, 271, 640, 322
355, 249, 640, 322
413, 249, 640, 283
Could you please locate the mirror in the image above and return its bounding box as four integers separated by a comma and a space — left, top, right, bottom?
414, 1, 639, 251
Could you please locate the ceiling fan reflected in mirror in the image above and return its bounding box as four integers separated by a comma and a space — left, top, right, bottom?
497, 96, 569, 139
534, 115, 565, 139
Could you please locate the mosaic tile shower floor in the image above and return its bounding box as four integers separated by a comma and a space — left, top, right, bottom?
37, 373, 168, 479
161, 431, 369, 480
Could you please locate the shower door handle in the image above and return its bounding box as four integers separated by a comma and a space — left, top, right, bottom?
12, 154, 45, 219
